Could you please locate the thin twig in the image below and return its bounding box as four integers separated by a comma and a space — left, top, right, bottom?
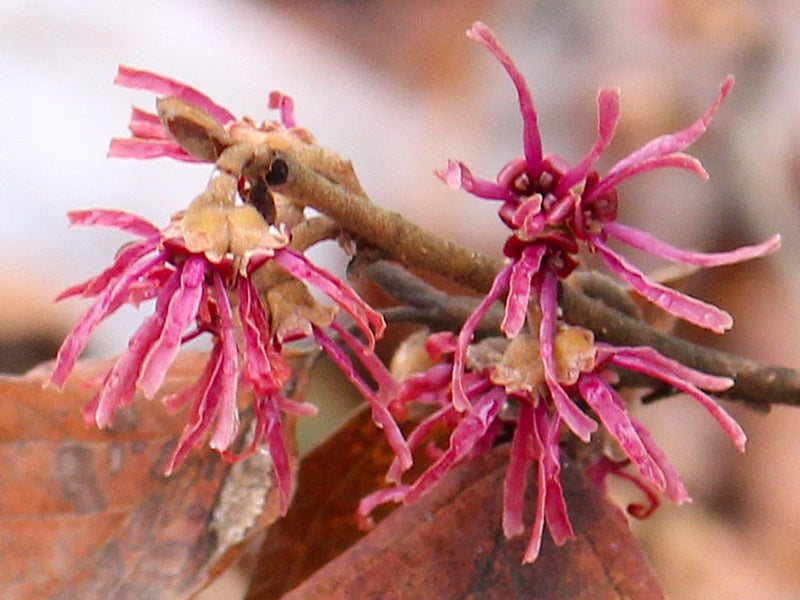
289, 215, 339, 251
352, 256, 504, 339
271, 152, 500, 292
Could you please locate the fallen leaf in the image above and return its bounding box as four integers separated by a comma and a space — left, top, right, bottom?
247, 408, 665, 599
0, 352, 291, 600
245, 406, 395, 600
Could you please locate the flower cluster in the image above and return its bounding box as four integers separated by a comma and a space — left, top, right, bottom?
108, 65, 315, 164
437, 24, 779, 442
446, 23, 781, 310
359, 22, 778, 561
49, 68, 408, 513
439, 22, 779, 429
361, 326, 743, 562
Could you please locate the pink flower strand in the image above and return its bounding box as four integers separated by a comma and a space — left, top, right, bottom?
108, 65, 235, 162
109, 65, 304, 163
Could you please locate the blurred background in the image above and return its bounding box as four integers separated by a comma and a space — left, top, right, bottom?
2, 1, 800, 598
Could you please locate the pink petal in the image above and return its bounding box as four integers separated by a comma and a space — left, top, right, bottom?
467, 418, 503, 462
128, 106, 171, 139
539, 269, 598, 441
161, 359, 210, 413
538, 410, 575, 546
467, 22, 543, 176
313, 326, 412, 472
330, 320, 400, 402
502, 244, 547, 337
600, 344, 733, 392
426, 331, 458, 360
222, 392, 276, 463
386, 403, 453, 484
601, 459, 663, 519
630, 416, 691, 504
608, 348, 746, 451
127, 266, 174, 305
396, 363, 452, 408
601, 77, 734, 189
91, 320, 165, 428
67, 208, 162, 239
49, 252, 167, 389
92, 267, 184, 427
268, 90, 297, 129
262, 396, 293, 514
137, 256, 205, 398
278, 396, 318, 416
453, 263, 514, 411
108, 137, 200, 162
357, 486, 410, 530
404, 388, 506, 505
435, 159, 512, 200
115, 65, 236, 125
578, 375, 666, 492
557, 87, 621, 195
208, 270, 241, 452
165, 342, 225, 475
56, 239, 156, 301
542, 475, 573, 545
503, 400, 535, 538
592, 235, 733, 333
521, 403, 548, 562
238, 277, 292, 392
606, 222, 781, 267
588, 153, 707, 201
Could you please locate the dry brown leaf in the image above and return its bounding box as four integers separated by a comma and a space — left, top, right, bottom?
0, 352, 291, 600
247, 408, 665, 600
245, 407, 395, 600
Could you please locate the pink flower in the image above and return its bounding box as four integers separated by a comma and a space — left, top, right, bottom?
50, 66, 410, 512
49, 205, 389, 511
439, 22, 779, 439
108, 65, 313, 163
361, 327, 742, 563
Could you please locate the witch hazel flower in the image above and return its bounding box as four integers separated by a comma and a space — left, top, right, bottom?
362, 323, 743, 563
109, 65, 364, 203
108, 65, 316, 164
48, 67, 410, 512
439, 22, 779, 435
46, 202, 391, 512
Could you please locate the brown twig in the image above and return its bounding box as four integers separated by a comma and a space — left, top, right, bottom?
351, 255, 504, 339
269, 151, 800, 411
270, 152, 499, 292
289, 215, 340, 251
